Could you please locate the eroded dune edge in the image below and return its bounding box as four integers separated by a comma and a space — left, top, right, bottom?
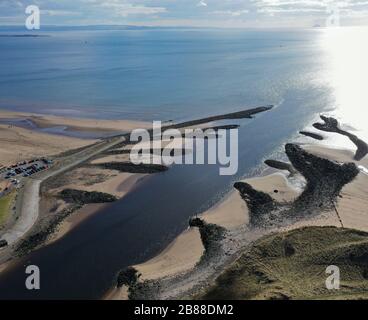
108, 116, 368, 300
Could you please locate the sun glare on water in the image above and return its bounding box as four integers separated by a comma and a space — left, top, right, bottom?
320, 26, 368, 143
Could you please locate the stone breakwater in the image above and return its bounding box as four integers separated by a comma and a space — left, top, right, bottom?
235, 144, 359, 228
313, 115, 368, 161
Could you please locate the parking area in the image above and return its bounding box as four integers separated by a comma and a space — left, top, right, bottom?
0, 158, 53, 194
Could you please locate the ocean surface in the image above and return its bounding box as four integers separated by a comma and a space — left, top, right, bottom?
0, 28, 332, 122
0, 27, 367, 299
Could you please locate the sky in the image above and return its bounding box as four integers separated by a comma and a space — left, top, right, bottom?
0, 0, 368, 28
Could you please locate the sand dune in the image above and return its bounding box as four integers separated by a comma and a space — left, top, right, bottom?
109, 144, 368, 300
125, 173, 300, 290
306, 145, 368, 232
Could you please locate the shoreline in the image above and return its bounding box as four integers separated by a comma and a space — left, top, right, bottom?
2, 106, 365, 300
0, 109, 150, 131
107, 117, 368, 300
0, 106, 275, 280
0, 170, 150, 275
0, 109, 150, 141
107, 172, 298, 298
45, 203, 109, 246
45, 172, 150, 246
0, 108, 150, 167
0, 109, 152, 270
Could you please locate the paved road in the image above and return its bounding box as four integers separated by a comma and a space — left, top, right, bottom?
1, 136, 126, 245
1, 179, 41, 244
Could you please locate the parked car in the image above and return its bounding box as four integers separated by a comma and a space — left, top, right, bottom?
0, 239, 8, 248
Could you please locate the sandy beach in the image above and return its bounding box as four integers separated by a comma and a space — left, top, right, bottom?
108, 138, 368, 300
306, 145, 368, 232
0, 109, 154, 272
38, 134, 184, 245
0, 123, 96, 167
117, 173, 301, 288
0, 109, 150, 167
0, 106, 237, 274
105, 173, 301, 300
0, 109, 150, 133
1, 104, 367, 300
135, 228, 204, 281
42, 166, 148, 245
104, 227, 204, 300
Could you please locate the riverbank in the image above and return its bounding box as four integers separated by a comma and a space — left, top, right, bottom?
107, 116, 368, 300
105, 173, 299, 299
0, 109, 152, 270
0, 106, 275, 281
42, 168, 149, 247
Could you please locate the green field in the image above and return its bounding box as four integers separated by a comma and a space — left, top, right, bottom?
0, 191, 15, 226
200, 227, 368, 300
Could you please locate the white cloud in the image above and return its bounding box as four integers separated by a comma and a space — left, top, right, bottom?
248, 0, 364, 26
253, 0, 368, 13
41, 10, 80, 16
83, 0, 167, 17
197, 0, 208, 7
1, 0, 368, 27
212, 9, 249, 16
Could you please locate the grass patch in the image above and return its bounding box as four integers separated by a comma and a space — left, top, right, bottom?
0, 191, 15, 226
200, 227, 368, 300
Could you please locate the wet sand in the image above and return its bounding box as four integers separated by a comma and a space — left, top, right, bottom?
0, 109, 151, 167
0, 123, 97, 167
0, 109, 150, 134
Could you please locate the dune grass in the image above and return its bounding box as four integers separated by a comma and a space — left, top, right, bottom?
200, 227, 368, 300
0, 191, 15, 226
